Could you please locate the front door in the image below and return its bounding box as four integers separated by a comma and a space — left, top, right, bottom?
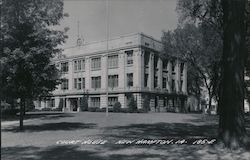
70, 99, 78, 111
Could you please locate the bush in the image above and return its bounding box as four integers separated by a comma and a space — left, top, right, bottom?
80, 97, 88, 111
113, 102, 121, 112
120, 108, 129, 113
41, 107, 52, 111
128, 95, 137, 113
96, 108, 106, 112
137, 108, 147, 113
2, 108, 19, 116
88, 107, 97, 112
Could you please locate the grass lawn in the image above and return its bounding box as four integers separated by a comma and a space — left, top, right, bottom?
1, 112, 250, 160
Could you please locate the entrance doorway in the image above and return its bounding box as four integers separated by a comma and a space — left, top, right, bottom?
70, 98, 78, 111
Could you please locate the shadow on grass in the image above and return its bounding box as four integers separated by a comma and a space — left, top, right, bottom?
101, 122, 218, 140
4, 144, 249, 160
1, 145, 201, 160
3, 122, 96, 132
2, 113, 74, 122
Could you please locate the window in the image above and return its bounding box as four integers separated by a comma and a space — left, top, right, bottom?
82, 78, 85, 89
108, 97, 118, 107
108, 55, 118, 68
74, 59, 85, 71
74, 78, 77, 89
91, 57, 101, 70
74, 78, 85, 90
163, 77, 167, 89
180, 80, 183, 91
61, 79, 68, 90
82, 60, 85, 71
144, 74, 148, 87
172, 79, 175, 92
74, 61, 77, 71
154, 76, 158, 88
108, 75, 118, 88
144, 51, 150, 66
77, 78, 82, 89
61, 62, 68, 73
163, 61, 168, 70
180, 62, 184, 74
125, 50, 133, 65
91, 97, 100, 107
172, 60, 175, 73
127, 73, 133, 87
91, 76, 101, 89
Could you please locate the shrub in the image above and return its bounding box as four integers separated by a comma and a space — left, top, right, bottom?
80, 97, 88, 111
120, 108, 129, 113
137, 108, 147, 113
41, 107, 52, 111
88, 107, 97, 112
96, 108, 106, 112
128, 95, 137, 113
2, 108, 19, 116
113, 102, 121, 112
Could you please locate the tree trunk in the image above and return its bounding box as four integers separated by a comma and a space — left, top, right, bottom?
19, 98, 25, 130
219, 0, 247, 148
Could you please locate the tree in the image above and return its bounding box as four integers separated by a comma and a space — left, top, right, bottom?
218, 0, 248, 148
113, 102, 121, 112
161, 23, 222, 110
0, 0, 68, 130
177, 0, 250, 148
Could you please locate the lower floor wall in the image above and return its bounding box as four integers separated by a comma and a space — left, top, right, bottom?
34, 93, 188, 113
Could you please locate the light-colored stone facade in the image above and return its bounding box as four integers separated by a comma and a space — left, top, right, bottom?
35, 33, 188, 112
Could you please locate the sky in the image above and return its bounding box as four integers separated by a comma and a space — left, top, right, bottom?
60, 0, 178, 48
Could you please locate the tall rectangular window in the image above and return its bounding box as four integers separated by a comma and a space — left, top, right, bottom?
172, 79, 175, 92
74, 78, 77, 89
163, 77, 167, 89
108, 97, 118, 107
180, 80, 183, 91
91, 57, 101, 70
74, 59, 85, 71
144, 74, 148, 87
144, 51, 150, 66
82, 60, 85, 71
127, 73, 133, 87
108, 55, 118, 68
77, 78, 82, 90
77, 60, 82, 70
154, 76, 158, 88
125, 50, 133, 65
91, 97, 100, 107
91, 76, 101, 89
82, 78, 85, 89
74, 61, 77, 71
172, 60, 175, 73
61, 62, 68, 73
74, 78, 85, 90
61, 79, 68, 90
180, 62, 184, 74
108, 75, 118, 88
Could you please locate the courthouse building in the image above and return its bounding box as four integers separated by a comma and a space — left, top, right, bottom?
34, 33, 188, 112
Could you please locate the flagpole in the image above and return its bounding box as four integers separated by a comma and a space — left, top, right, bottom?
106, 0, 109, 117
